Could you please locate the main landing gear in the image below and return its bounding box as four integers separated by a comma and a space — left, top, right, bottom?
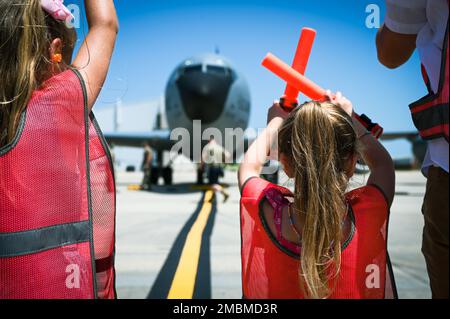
150, 150, 173, 186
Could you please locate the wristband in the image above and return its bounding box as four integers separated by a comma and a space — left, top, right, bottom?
354, 113, 383, 139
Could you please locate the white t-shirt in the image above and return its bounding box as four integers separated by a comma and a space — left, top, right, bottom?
202, 140, 230, 165
385, 0, 449, 174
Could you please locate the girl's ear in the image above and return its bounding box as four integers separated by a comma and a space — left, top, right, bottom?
49, 38, 63, 61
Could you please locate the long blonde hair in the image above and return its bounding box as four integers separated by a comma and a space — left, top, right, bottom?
0, 0, 74, 147
278, 101, 358, 299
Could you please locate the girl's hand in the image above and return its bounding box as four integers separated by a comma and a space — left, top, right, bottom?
325, 90, 354, 117
267, 101, 290, 124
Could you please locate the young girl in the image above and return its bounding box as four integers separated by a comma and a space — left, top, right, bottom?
239, 93, 397, 299
0, 0, 118, 299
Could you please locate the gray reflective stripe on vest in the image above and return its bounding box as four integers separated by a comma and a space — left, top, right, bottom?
0, 221, 90, 258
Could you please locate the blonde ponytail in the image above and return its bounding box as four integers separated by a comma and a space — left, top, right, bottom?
279, 101, 358, 298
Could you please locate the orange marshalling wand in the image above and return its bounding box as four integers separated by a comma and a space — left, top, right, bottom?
282, 27, 317, 108
261, 29, 384, 138
262, 52, 326, 102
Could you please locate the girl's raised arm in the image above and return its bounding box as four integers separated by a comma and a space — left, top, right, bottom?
354, 115, 395, 206
238, 103, 288, 190
72, 0, 119, 111
328, 92, 395, 207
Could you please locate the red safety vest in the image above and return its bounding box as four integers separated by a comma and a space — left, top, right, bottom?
0, 69, 116, 299
240, 177, 397, 299
409, 19, 449, 142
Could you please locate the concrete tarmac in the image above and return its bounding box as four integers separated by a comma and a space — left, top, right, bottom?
114, 164, 431, 299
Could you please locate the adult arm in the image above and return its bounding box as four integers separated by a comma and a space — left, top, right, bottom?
376, 0, 427, 69
376, 25, 417, 69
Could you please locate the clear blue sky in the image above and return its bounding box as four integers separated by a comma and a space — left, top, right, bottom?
73, 0, 426, 158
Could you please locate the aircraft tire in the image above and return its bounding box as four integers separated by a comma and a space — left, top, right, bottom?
163, 167, 173, 185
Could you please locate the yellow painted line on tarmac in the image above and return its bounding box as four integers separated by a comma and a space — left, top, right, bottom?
167, 190, 215, 299
127, 184, 142, 190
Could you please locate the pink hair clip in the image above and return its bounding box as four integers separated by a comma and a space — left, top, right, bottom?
40, 0, 74, 22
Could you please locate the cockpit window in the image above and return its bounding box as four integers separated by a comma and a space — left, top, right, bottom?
178, 64, 236, 81
183, 65, 202, 74
207, 65, 229, 75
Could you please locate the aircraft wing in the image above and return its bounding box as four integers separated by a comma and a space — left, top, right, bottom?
103, 130, 175, 150
243, 132, 421, 148
380, 132, 419, 141
103, 131, 422, 163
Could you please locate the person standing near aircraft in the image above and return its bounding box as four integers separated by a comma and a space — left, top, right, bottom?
141, 143, 153, 190
202, 137, 230, 202
0, 0, 118, 299
376, 0, 449, 298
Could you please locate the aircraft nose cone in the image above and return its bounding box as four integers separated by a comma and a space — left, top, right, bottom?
176, 70, 233, 124
199, 85, 210, 96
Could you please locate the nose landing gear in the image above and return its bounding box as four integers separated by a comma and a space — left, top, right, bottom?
150, 166, 173, 186
150, 150, 173, 186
